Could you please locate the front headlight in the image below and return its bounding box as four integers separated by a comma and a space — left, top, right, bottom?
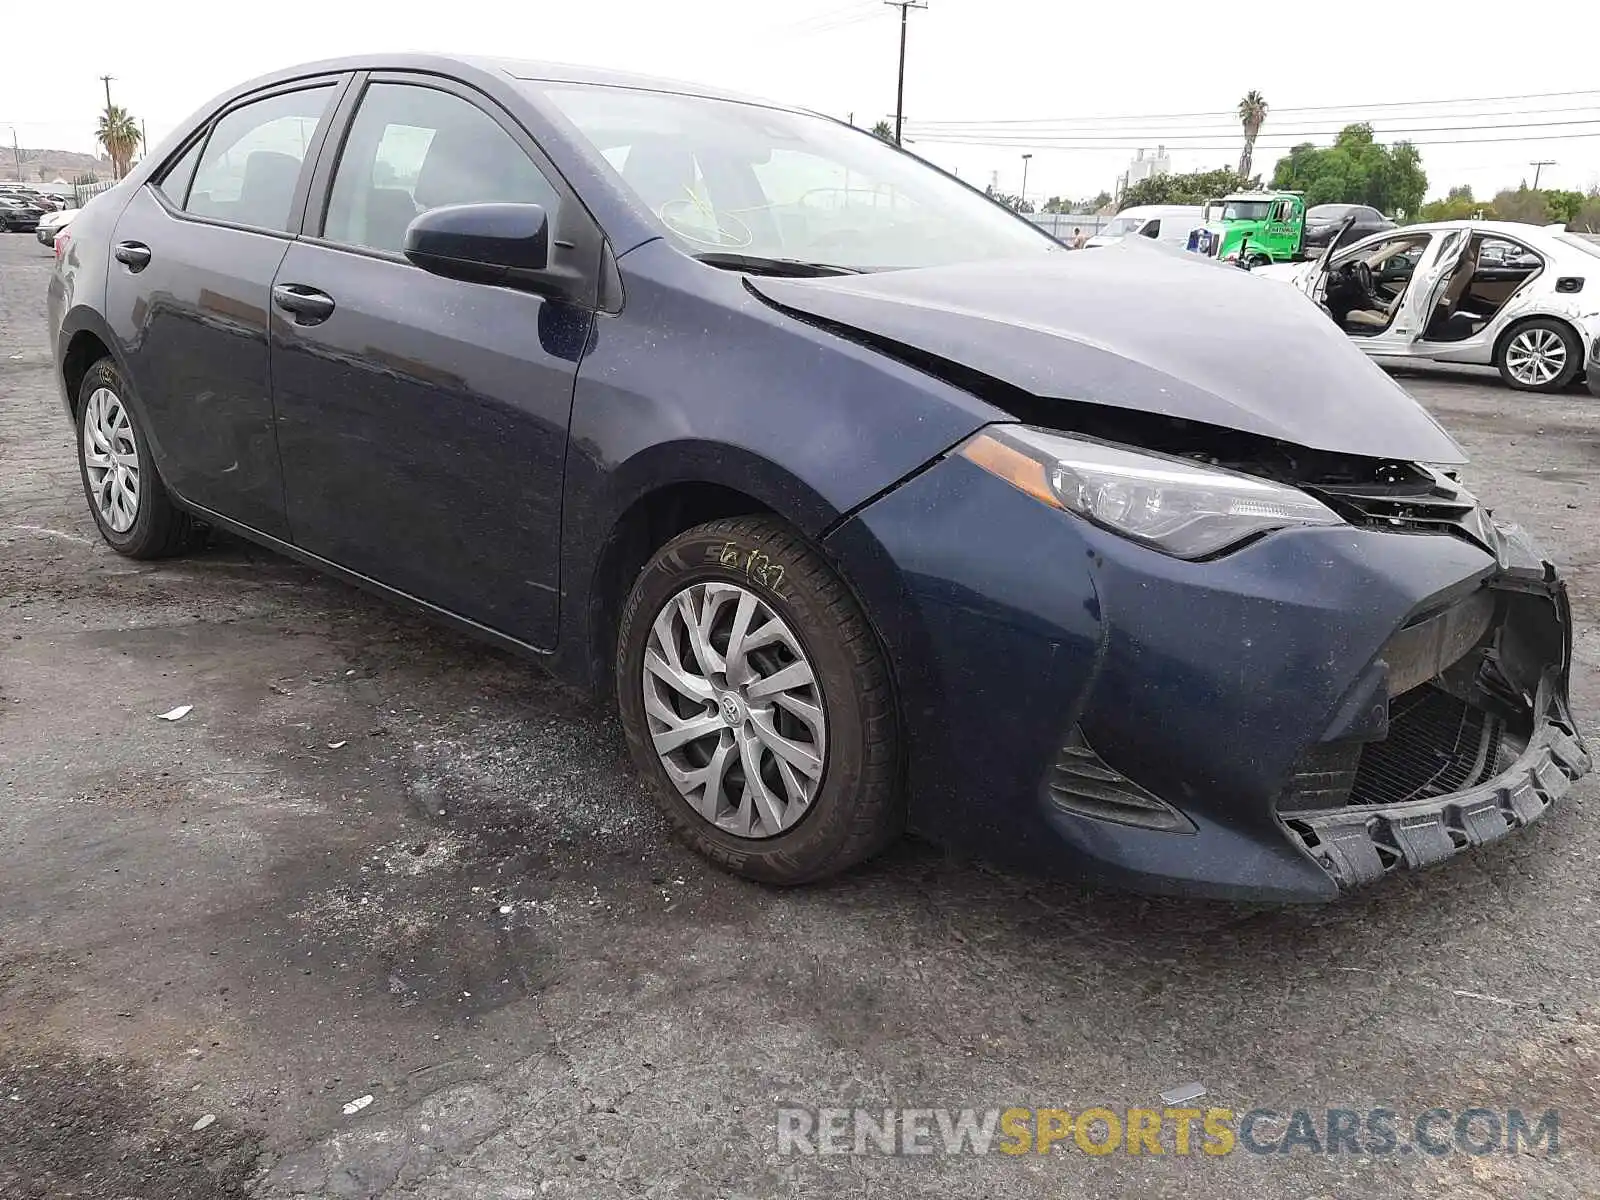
958, 425, 1343, 559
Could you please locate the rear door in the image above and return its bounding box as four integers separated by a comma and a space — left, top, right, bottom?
270, 73, 598, 648
103, 77, 346, 538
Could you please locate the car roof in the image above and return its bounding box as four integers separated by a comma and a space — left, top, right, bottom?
225, 52, 793, 112
1408, 219, 1572, 244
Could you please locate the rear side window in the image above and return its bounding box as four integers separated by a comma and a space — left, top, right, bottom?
322, 82, 560, 256
154, 137, 204, 206
185, 85, 336, 233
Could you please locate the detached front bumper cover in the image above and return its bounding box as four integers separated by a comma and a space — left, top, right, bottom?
1285, 675, 1590, 891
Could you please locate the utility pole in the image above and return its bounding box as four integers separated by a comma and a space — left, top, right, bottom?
1020, 153, 1032, 208
884, 0, 926, 147
99, 74, 119, 178
9, 126, 21, 182
1530, 159, 1556, 190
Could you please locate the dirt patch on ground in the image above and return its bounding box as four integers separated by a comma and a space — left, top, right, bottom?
0, 1048, 260, 1199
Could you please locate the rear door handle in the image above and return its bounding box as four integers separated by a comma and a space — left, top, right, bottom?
272, 284, 336, 325
113, 241, 151, 271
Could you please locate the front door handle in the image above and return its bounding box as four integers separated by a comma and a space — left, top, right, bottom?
272, 284, 336, 325
113, 241, 151, 271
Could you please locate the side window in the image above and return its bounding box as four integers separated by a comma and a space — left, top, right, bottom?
324, 82, 560, 256
186, 86, 335, 232
1141, 220, 1160, 238
154, 136, 204, 207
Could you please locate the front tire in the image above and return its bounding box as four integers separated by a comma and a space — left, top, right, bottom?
1497, 318, 1581, 393
75, 358, 195, 558
615, 516, 901, 884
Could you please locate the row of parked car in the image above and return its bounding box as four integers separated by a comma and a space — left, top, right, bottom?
0, 185, 81, 243
0, 184, 78, 236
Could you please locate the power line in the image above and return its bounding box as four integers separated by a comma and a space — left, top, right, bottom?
904, 117, 1600, 144
906, 105, 1600, 138
902, 88, 1600, 128
909, 130, 1600, 153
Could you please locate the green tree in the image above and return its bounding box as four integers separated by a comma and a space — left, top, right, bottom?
1490, 186, 1552, 224
1119, 167, 1245, 209
96, 105, 141, 179
1237, 90, 1268, 180
1419, 185, 1486, 223
870, 119, 894, 142
1573, 187, 1600, 233
990, 192, 1034, 214
1543, 190, 1586, 224
1269, 124, 1426, 218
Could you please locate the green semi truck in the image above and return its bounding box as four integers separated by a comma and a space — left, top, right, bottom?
1186, 191, 1307, 266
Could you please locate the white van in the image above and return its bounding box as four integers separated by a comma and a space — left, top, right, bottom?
1086, 206, 1205, 249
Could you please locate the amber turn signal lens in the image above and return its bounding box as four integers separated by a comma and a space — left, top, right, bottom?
958, 432, 1064, 510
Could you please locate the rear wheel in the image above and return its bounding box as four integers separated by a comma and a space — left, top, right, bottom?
615, 516, 901, 884
75, 358, 195, 558
1497, 318, 1581, 393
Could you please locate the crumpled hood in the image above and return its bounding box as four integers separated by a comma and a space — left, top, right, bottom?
747, 240, 1466, 464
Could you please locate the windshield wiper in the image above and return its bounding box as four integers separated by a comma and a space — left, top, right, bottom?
691, 252, 861, 278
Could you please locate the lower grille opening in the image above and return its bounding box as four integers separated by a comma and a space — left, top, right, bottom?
1351, 684, 1519, 806
1046, 727, 1194, 833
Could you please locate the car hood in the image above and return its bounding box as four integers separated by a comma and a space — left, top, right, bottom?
748, 239, 1465, 464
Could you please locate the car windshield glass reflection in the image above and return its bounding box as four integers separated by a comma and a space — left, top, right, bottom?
533, 83, 1060, 272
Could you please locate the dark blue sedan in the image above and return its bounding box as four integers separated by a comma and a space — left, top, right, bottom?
47, 55, 1589, 901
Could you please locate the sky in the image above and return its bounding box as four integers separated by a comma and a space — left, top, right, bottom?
3, 0, 1598, 205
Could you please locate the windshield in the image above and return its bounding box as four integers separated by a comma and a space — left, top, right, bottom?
1308, 205, 1352, 221
1221, 200, 1274, 221
1101, 215, 1150, 237
1555, 233, 1600, 260
533, 83, 1059, 271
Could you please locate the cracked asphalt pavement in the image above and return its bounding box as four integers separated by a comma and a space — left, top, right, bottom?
3, 233, 1599, 1198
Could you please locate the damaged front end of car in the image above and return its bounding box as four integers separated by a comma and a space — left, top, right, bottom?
1276, 487, 1589, 890
761, 248, 1588, 898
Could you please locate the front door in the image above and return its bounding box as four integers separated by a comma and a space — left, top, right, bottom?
270, 76, 592, 648
104, 80, 344, 538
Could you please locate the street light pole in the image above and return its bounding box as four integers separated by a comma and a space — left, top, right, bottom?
884, 0, 927, 147
1020, 153, 1032, 208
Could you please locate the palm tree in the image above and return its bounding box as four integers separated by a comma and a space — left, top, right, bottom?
96, 105, 141, 180
870, 119, 894, 142
1237, 90, 1268, 181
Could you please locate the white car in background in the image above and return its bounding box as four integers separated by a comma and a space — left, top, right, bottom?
1087, 205, 1204, 250
1255, 220, 1600, 396
34, 206, 79, 247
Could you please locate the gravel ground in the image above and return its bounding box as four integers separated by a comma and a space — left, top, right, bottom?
2, 232, 1598, 1199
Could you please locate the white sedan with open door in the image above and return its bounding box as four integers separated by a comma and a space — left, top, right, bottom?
1255, 220, 1600, 396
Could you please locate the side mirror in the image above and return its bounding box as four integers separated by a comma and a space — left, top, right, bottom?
403, 202, 551, 288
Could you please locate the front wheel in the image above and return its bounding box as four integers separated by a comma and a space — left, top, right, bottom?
615, 516, 901, 884
1497, 319, 1582, 393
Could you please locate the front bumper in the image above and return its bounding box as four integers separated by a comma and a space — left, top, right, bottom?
1287, 682, 1588, 889
828, 449, 1588, 902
